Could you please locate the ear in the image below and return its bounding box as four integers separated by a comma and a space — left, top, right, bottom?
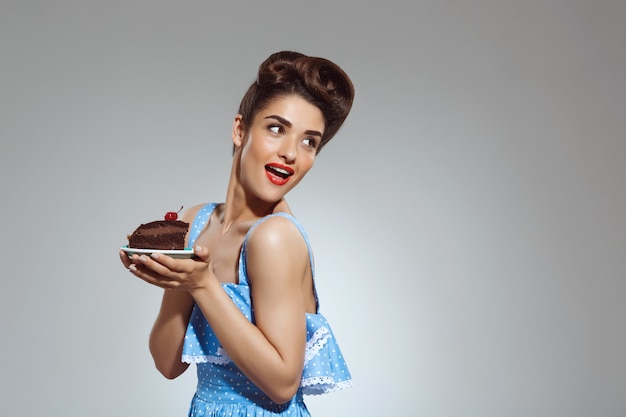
232, 115, 245, 147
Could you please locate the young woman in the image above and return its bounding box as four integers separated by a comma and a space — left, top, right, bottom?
119, 50, 354, 416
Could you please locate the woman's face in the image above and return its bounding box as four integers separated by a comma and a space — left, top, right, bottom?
234, 95, 325, 203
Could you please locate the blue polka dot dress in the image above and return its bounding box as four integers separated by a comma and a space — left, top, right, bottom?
181, 204, 352, 416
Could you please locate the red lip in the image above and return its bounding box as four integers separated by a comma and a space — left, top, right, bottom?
265, 163, 294, 186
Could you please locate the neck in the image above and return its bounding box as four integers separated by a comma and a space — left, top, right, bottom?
219, 154, 283, 235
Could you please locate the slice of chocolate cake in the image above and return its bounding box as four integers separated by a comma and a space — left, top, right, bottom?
128, 220, 189, 250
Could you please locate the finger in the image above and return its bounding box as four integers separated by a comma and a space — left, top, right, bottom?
147, 251, 194, 271
119, 250, 133, 268
135, 254, 179, 277
193, 245, 210, 262
128, 260, 181, 289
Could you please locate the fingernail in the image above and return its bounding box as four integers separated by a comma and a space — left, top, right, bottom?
151, 252, 159, 260
139, 255, 148, 263
129, 264, 137, 272
195, 245, 203, 251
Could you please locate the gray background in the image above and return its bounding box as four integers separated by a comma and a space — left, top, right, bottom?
1, 1, 625, 416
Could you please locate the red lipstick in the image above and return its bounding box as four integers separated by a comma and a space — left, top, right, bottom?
265, 163, 294, 186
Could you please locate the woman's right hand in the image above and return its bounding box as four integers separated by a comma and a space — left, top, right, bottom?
120, 245, 215, 293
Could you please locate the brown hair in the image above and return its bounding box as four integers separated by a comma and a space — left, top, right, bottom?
237, 51, 355, 153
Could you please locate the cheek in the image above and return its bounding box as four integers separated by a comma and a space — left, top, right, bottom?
247, 133, 274, 156
300, 155, 315, 173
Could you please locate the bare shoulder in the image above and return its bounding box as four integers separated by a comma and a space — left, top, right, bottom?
247, 215, 308, 262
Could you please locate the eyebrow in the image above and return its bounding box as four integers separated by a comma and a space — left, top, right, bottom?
264, 115, 323, 138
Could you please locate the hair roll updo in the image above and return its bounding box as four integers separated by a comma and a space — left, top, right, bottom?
238, 51, 355, 153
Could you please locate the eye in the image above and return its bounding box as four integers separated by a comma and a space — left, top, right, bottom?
268, 124, 284, 135
302, 137, 318, 150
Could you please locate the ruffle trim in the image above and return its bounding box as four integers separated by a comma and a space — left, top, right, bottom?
182, 325, 353, 396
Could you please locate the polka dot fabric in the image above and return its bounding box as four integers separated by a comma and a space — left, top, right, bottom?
181, 204, 352, 416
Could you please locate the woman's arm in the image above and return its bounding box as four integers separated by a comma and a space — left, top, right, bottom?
125, 205, 204, 379
189, 216, 310, 404
120, 254, 194, 379
148, 290, 194, 379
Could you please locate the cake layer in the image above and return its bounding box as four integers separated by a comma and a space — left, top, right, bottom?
128, 220, 189, 250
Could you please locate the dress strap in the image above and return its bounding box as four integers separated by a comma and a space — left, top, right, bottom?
238, 212, 319, 310
187, 203, 218, 247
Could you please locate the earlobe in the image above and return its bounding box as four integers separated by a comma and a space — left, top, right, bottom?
232, 115, 245, 147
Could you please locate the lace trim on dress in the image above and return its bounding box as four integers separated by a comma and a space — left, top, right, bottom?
182, 347, 232, 365
181, 354, 232, 365
304, 326, 330, 365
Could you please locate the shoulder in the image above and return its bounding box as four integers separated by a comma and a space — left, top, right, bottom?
245, 214, 311, 290
246, 214, 309, 262
249, 214, 304, 247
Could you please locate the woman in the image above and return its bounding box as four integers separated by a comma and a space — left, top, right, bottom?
119, 50, 354, 416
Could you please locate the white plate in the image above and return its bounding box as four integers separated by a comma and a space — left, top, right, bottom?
121, 246, 196, 259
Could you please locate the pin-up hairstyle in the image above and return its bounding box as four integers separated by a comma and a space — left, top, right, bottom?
237, 51, 355, 153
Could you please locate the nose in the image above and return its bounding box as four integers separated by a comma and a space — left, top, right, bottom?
278, 138, 296, 164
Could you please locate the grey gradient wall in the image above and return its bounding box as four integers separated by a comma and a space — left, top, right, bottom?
1, 1, 625, 416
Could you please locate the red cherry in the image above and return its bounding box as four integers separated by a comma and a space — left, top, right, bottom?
165, 206, 183, 221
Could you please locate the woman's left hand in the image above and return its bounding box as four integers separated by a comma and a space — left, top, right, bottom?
121, 245, 214, 291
